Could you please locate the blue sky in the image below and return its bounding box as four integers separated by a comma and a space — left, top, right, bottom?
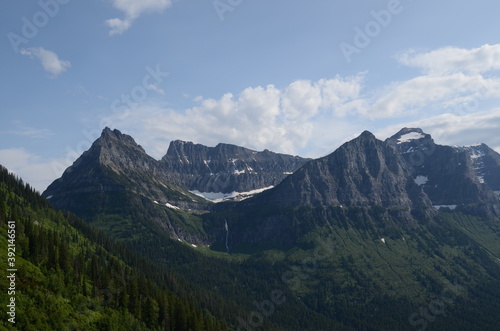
2, 0, 500, 192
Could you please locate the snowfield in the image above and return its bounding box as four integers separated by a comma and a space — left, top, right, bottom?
397, 132, 425, 144
190, 186, 274, 203
433, 205, 458, 210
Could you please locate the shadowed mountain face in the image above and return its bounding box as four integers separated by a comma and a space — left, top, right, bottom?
215, 131, 438, 248
386, 128, 500, 216
43, 128, 203, 210
457, 143, 500, 193
255, 131, 431, 210
160, 140, 310, 194
42, 128, 212, 244
218, 129, 500, 248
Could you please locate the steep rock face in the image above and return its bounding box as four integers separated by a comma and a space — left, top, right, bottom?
161, 140, 310, 193
218, 131, 435, 249
44, 128, 201, 208
257, 131, 431, 210
43, 128, 209, 244
457, 143, 500, 194
386, 128, 500, 217
386, 128, 499, 206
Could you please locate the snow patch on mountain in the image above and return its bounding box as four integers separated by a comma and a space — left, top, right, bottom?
397, 132, 425, 144
153, 200, 181, 210
433, 205, 458, 210
190, 186, 274, 203
414, 176, 428, 186
469, 147, 485, 160
165, 203, 180, 210
465, 143, 482, 148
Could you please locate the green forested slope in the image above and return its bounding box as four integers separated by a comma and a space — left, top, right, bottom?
0, 166, 225, 330
0, 166, 345, 331
206, 203, 500, 330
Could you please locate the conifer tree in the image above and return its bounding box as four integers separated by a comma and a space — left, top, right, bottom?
142, 297, 160, 329
59, 240, 71, 273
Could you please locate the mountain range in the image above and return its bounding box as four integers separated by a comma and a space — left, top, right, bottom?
31, 126, 500, 330
42, 127, 500, 245
162, 139, 310, 194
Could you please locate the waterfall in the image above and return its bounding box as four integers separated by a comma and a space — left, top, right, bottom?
224, 219, 230, 253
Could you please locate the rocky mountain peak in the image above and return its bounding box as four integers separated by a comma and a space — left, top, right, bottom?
166, 140, 201, 152
386, 127, 433, 148
85, 128, 150, 176
43, 128, 207, 226
50, 128, 146, 178
359, 130, 376, 139
99, 127, 146, 154
164, 140, 209, 165
386, 128, 500, 216
457, 143, 500, 194
161, 140, 310, 194
394, 127, 424, 135
213, 142, 248, 154
259, 131, 432, 214
44, 128, 162, 193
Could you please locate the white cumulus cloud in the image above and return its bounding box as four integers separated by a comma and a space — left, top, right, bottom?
20, 47, 71, 78
106, 0, 173, 35
103, 76, 366, 158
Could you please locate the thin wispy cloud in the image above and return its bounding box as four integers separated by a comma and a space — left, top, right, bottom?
7, 128, 53, 139
2, 122, 53, 139
106, 0, 173, 35
20, 47, 71, 78
396, 44, 500, 75
366, 44, 500, 118
366, 74, 500, 119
